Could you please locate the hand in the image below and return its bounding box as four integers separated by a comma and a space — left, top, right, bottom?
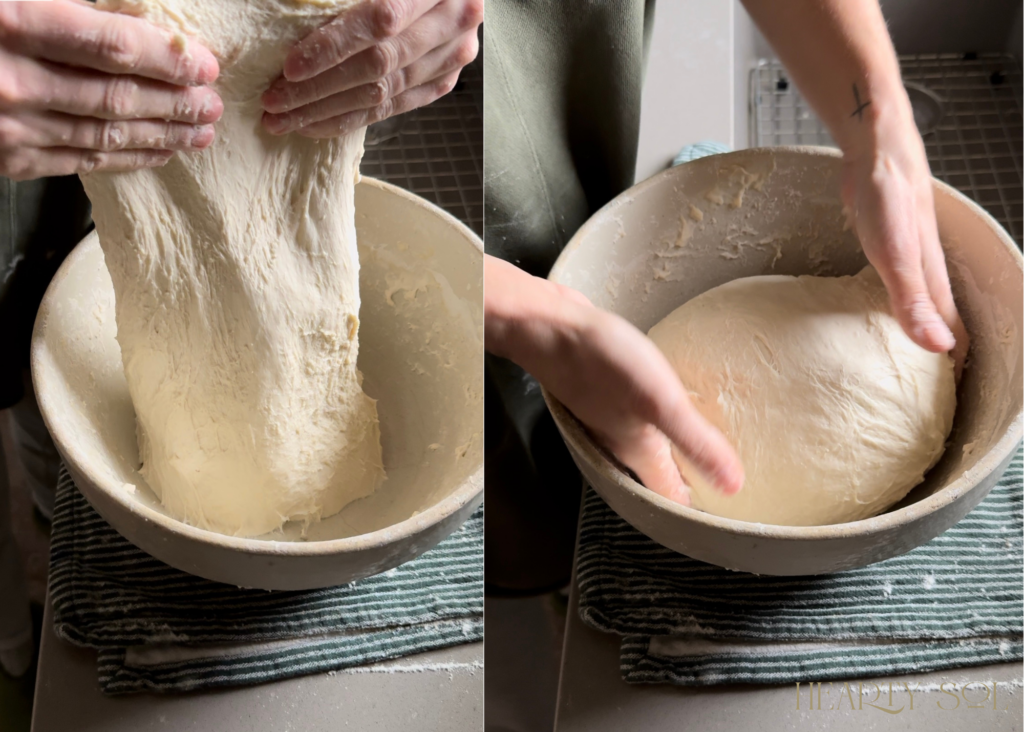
739, 0, 967, 372
485, 255, 744, 506
0, 0, 222, 181
840, 105, 969, 373
261, 0, 482, 138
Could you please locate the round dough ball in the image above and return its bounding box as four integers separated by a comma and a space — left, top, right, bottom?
648, 266, 956, 526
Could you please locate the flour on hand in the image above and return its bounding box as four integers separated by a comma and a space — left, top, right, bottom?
648, 266, 956, 526
81, 0, 385, 537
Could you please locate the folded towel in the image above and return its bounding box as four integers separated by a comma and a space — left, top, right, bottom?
48, 468, 483, 694
672, 141, 732, 167
577, 448, 1023, 685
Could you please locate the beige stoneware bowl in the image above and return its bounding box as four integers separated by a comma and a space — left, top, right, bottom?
32, 178, 483, 590
545, 147, 1022, 576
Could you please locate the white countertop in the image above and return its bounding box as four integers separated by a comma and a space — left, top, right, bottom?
554, 538, 1023, 731
32, 595, 482, 732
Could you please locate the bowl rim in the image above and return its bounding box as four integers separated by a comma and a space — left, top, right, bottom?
31, 177, 483, 556
545, 145, 1024, 540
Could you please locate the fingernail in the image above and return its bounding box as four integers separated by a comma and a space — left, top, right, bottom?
197, 93, 223, 123
261, 89, 279, 111
719, 465, 744, 495
198, 55, 220, 85
283, 53, 313, 82
261, 87, 289, 114
916, 317, 955, 352
263, 113, 290, 135
173, 34, 219, 86
930, 319, 956, 351
189, 125, 215, 149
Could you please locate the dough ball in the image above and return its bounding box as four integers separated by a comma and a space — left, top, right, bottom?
648, 266, 956, 526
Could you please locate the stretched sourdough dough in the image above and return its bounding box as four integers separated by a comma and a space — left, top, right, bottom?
648, 266, 956, 526
81, 0, 385, 537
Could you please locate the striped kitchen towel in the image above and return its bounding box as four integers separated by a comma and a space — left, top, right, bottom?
48, 467, 483, 694
672, 141, 731, 167
577, 448, 1023, 685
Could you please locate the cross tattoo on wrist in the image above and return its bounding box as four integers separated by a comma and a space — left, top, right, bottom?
850, 83, 871, 121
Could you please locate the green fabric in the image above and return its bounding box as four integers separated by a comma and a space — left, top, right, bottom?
482, 2, 657, 591
0, 176, 91, 408
577, 448, 1024, 686
49, 469, 483, 694
483, 0, 655, 276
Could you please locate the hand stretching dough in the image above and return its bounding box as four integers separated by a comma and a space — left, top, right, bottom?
81, 0, 385, 537
648, 266, 956, 526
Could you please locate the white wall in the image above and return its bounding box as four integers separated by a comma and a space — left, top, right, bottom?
732, 1, 762, 149
634, 1, 734, 182
636, 0, 1022, 181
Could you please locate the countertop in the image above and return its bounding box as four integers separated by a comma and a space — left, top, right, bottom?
554, 528, 1023, 731
32, 596, 482, 732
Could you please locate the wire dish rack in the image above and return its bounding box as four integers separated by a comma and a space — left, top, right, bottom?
751, 53, 1023, 244
360, 59, 483, 236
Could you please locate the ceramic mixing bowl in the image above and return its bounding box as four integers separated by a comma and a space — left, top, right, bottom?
32, 178, 483, 590
545, 146, 1022, 575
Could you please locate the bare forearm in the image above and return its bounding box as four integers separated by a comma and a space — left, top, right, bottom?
483, 255, 530, 360
484, 254, 579, 370
484, 254, 744, 499
741, 0, 912, 156
743, 0, 966, 362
